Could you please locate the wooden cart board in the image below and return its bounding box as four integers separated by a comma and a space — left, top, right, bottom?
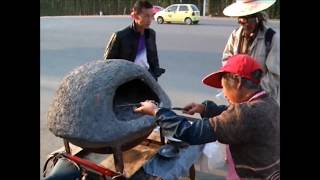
94, 141, 160, 177
52, 129, 163, 178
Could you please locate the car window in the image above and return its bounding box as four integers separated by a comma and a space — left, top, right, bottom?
178, 5, 189, 11
191, 5, 199, 11
167, 5, 177, 12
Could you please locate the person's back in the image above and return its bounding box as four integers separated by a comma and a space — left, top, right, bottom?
212, 94, 279, 178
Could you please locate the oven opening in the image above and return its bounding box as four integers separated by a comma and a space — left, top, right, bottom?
113, 79, 159, 121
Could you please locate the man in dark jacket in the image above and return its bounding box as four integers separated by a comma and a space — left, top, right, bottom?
103, 0, 165, 81
135, 54, 280, 179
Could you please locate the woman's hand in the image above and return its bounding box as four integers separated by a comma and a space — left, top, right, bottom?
134, 100, 159, 116
182, 103, 205, 115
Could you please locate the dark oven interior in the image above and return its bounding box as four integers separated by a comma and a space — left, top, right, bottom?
113, 79, 160, 121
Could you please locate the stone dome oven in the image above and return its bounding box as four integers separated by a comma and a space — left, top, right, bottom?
47, 59, 171, 153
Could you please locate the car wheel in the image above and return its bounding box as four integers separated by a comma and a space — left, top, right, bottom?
157, 17, 164, 24
185, 18, 192, 25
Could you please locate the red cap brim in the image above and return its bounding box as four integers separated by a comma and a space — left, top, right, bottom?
202, 70, 224, 88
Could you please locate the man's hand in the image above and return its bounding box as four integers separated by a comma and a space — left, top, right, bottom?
182, 103, 205, 115
134, 100, 159, 116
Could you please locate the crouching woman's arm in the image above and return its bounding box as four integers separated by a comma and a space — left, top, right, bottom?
155, 108, 217, 145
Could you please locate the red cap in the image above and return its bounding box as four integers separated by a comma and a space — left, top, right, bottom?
202, 54, 263, 88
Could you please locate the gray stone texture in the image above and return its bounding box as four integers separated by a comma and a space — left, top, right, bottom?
47, 59, 171, 148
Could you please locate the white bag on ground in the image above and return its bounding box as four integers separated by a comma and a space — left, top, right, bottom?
194, 141, 226, 176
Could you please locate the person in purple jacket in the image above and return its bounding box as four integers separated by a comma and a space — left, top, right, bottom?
104, 0, 165, 81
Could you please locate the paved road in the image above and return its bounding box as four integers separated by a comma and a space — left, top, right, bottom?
40, 15, 279, 178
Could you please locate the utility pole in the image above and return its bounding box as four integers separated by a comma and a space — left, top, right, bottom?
203, 0, 206, 16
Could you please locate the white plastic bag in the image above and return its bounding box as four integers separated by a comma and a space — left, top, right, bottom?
194, 142, 227, 176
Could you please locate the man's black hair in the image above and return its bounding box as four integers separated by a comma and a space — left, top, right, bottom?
132, 0, 153, 14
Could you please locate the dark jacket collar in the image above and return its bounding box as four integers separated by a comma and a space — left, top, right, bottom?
130, 21, 150, 38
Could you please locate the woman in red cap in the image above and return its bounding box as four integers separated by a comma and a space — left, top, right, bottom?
222, 1, 280, 178
135, 54, 280, 179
